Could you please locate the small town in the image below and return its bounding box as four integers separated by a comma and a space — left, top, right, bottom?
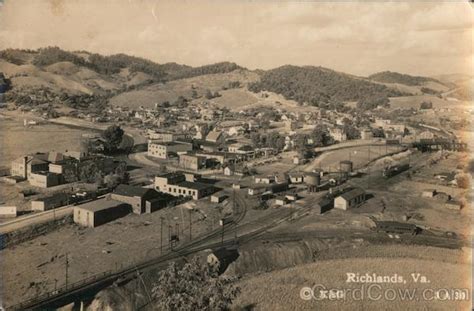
0, 1, 472, 310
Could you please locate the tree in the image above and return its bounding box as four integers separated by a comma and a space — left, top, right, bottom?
372, 127, 385, 138
174, 96, 188, 108
311, 124, 332, 147
151, 257, 240, 311
205, 89, 214, 100
455, 173, 470, 189
419, 101, 433, 110
343, 124, 361, 140
102, 125, 124, 153
78, 162, 102, 183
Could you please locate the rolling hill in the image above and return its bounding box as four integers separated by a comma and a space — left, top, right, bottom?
0, 47, 254, 110
0, 47, 464, 112
248, 65, 407, 106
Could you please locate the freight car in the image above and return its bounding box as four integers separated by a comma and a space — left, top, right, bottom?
382, 163, 410, 178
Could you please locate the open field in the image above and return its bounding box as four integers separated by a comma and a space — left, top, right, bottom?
233, 244, 470, 311
389, 95, 471, 110
303, 144, 404, 173
211, 88, 259, 110
0, 113, 96, 167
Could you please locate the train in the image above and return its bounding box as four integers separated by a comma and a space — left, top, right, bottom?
382, 163, 410, 178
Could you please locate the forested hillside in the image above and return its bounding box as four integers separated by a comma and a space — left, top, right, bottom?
369, 71, 444, 86
248, 65, 406, 107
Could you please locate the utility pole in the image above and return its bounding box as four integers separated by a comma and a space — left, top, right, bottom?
221, 223, 225, 246
168, 225, 172, 250
160, 217, 164, 254
189, 209, 192, 241
65, 252, 69, 289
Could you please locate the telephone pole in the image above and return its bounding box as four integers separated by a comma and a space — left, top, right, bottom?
160, 217, 164, 254
65, 252, 69, 289
189, 209, 192, 241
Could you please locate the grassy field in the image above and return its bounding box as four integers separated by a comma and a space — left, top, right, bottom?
233, 244, 470, 311
388, 95, 470, 110
0, 113, 95, 166
211, 88, 259, 110
303, 144, 404, 173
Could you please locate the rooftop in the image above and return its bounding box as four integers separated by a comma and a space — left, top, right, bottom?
74, 198, 128, 213
113, 184, 155, 198
338, 188, 366, 201
177, 181, 214, 191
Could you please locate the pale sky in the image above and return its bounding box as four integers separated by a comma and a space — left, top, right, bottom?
0, 0, 472, 77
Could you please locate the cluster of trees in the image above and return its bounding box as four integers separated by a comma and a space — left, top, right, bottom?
249, 65, 405, 106
77, 160, 129, 188
419, 101, 433, 109
420, 87, 440, 96
102, 125, 125, 153
151, 258, 239, 311
369, 71, 442, 86
0, 48, 35, 65
31, 47, 168, 81
204, 89, 222, 100
32, 47, 87, 67
170, 62, 243, 80
356, 95, 390, 111
4, 84, 112, 113
250, 132, 286, 150
0, 72, 10, 93
223, 81, 241, 90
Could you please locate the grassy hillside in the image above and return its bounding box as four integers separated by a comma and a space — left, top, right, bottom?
248, 65, 406, 107
0, 47, 254, 110
109, 69, 260, 109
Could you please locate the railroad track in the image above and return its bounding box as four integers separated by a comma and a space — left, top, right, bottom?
8, 191, 255, 310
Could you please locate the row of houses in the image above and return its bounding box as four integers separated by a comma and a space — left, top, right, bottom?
8, 150, 122, 188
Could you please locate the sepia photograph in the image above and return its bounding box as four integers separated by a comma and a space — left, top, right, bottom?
0, 0, 472, 310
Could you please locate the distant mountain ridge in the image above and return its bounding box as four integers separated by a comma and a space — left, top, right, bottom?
1, 47, 463, 110
369, 71, 446, 87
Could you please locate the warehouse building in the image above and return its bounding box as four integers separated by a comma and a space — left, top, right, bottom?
31, 193, 69, 211
148, 141, 193, 159
155, 172, 216, 200
111, 184, 172, 214
334, 188, 366, 210
179, 153, 207, 171
73, 198, 131, 228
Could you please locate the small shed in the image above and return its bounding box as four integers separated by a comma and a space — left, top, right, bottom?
445, 200, 462, 211
275, 196, 289, 206
289, 173, 304, 184
421, 189, 437, 198
211, 192, 228, 203
0, 206, 17, 218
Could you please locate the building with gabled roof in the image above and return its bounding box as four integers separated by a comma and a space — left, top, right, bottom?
205, 130, 225, 144
111, 184, 171, 214
334, 188, 366, 210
